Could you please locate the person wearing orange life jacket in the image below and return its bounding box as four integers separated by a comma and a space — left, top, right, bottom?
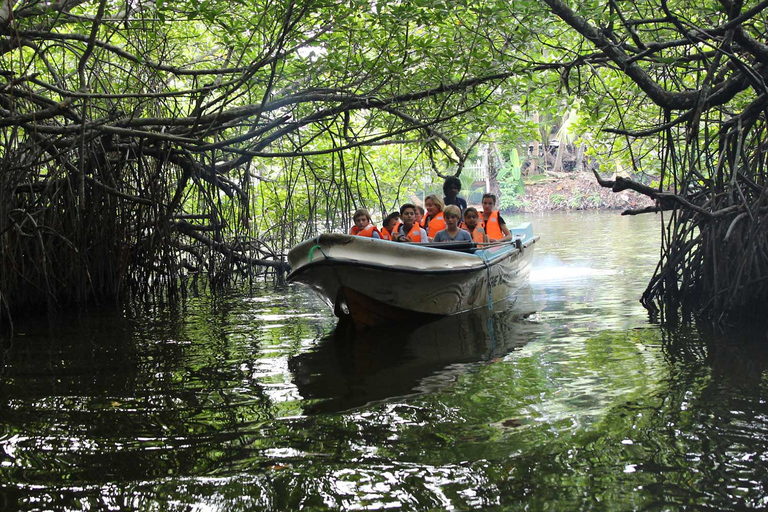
349, 209, 382, 239
423, 194, 446, 241
481, 193, 512, 242
380, 212, 401, 241
433, 205, 472, 242
389, 211, 403, 239
462, 207, 488, 243
414, 205, 425, 227
394, 203, 427, 243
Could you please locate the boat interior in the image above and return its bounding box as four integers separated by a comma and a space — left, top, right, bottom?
420, 222, 534, 254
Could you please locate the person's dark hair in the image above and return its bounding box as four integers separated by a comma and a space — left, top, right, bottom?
463, 206, 479, 219
400, 203, 416, 215
482, 193, 497, 204
382, 212, 400, 228
443, 176, 462, 194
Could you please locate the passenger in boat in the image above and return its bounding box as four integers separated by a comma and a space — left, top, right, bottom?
349, 209, 381, 239
423, 194, 446, 241
462, 207, 488, 243
395, 203, 428, 243
391, 212, 403, 235
433, 205, 472, 243
481, 194, 512, 242
380, 212, 401, 241
414, 205, 425, 227
443, 176, 467, 215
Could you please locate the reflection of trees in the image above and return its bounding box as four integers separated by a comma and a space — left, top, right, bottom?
5, 288, 767, 510
0, 290, 328, 509
483, 326, 768, 510
347, 326, 767, 511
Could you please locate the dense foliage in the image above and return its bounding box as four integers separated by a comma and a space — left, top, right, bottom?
0, 0, 553, 319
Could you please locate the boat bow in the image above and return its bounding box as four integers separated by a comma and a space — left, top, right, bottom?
287, 223, 537, 326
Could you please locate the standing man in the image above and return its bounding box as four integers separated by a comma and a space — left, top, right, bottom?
443, 176, 467, 215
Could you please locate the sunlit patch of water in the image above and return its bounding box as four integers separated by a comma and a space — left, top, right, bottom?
530, 265, 618, 283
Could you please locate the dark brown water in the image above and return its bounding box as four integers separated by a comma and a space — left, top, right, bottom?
2, 211, 768, 511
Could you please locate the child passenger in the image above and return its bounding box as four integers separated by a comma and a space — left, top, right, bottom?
414, 205, 425, 227
481, 194, 512, 242
349, 209, 381, 239
463, 207, 488, 243
434, 205, 472, 242
380, 212, 401, 241
395, 203, 428, 243
423, 194, 446, 241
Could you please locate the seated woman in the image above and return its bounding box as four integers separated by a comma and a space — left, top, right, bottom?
433, 205, 472, 242
423, 194, 446, 241
462, 207, 488, 243
349, 209, 381, 238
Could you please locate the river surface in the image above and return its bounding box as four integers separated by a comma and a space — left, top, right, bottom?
2, 211, 768, 511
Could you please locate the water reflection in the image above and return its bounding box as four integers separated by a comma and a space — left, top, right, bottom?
551, 325, 768, 512
2, 212, 768, 511
291, 289, 542, 414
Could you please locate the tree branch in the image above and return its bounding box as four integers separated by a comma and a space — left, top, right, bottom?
540, 0, 757, 111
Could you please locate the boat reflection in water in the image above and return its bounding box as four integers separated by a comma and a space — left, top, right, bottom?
289, 286, 542, 414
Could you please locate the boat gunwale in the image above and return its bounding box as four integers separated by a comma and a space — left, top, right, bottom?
286, 237, 537, 282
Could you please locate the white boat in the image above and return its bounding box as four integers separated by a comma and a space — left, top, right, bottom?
287, 222, 538, 326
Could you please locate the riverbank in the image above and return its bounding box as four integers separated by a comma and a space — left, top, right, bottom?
515, 171, 655, 212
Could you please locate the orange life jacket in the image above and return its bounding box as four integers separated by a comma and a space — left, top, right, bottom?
394, 221, 403, 235
380, 227, 392, 241
401, 223, 423, 242
466, 226, 486, 243
350, 223, 381, 238
425, 212, 446, 239
482, 210, 504, 240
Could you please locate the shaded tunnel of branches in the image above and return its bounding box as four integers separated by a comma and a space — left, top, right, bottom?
4, 0, 768, 328
0, 0, 507, 324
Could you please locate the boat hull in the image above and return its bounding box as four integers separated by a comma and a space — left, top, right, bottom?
287, 232, 536, 326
